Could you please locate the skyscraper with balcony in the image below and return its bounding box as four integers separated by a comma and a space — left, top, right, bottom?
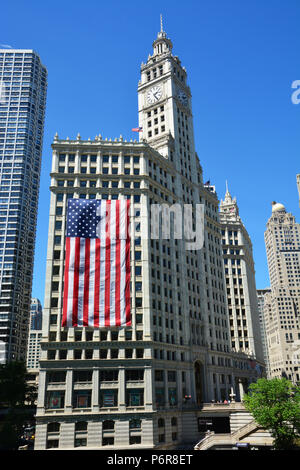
0, 49, 47, 364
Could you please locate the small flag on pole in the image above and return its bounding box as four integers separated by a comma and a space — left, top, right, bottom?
132, 127, 143, 132
62, 198, 131, 328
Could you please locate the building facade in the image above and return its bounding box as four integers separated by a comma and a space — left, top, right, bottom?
26, 298, 43, 370
0, 49, 47, 363
35, 25, 262, 450
256, 288, 271, 376
264, 202, 300, 383
219, 185, 264, 362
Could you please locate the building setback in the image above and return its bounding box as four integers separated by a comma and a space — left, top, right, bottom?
264, 202, 300, 383
256, 288, 271, 376
219, 186, 264, 363
27, 298, 43, 370
0, 49, 47, 363
35, 25, 263, 450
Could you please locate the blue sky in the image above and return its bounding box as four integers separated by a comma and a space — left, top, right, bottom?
1, 0, 300, 304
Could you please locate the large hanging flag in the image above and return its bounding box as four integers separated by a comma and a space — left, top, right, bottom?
62, 198, 131, 328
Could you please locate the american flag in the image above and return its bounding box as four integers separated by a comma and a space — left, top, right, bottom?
62, 198, 131, 328
131, 126, 143, 132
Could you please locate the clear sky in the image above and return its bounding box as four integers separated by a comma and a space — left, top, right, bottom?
1, 0, 300, 305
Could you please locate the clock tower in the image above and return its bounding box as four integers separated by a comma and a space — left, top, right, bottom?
138, 18, 200, 186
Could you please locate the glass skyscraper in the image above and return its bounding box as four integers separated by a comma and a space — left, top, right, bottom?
0, 49, 47, 363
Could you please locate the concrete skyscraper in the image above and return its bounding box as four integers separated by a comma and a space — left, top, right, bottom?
264, 202, 300, 383
219, 185, 264, 362
35, 24, 262, 450
27, 298, 43, 371
0, 49, 47, 364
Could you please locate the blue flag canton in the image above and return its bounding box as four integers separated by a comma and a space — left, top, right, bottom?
66, 199, 101, 238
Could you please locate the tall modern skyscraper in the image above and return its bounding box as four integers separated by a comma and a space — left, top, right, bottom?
0, 49, 47, 364
264, 202, 300, 383
219, 185, 264, 362
35, 24, 262, 450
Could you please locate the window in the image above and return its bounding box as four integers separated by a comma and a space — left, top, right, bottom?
46, 391, 65, 409
75, 438, 87, 447
73, 390, 91, 408
73, 370, 92, 382
102, 437, 114, 446
125, 369, 144, 381
75, 421, 88, 431
100, 390, 118, 407
129, 419, 141, 429
103, 420, 115, 430
47, 422, 60, 433
47, 371, 66, 383
126, 389, 144, 406
129, 436, 141, 445
47, 439, 59, 449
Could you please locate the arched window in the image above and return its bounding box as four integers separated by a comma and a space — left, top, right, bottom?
158, 418, 165, 428
75, 421, 88, 432
129, 419, 141, 430
47, 422, 60, 433
103, 420, 115, 430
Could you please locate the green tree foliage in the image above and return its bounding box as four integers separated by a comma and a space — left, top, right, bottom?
0, 361, 37, 449
0, 361, 27, 408
243, 377, 300, 450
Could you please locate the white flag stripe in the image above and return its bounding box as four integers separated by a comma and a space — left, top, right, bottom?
77, 238, 86, 327
119, 199, 126, 239
89, 239, 96, 327
99, 236, 106, 327
120, 238, 126, 326
109, 202, 116, 326
66, 237, 75, 327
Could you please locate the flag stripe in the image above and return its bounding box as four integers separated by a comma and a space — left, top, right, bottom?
83, 238, 90, 326
115, 201, 121, 326
62, 237, 70, 327
125, 199, 131, 325
104, 201, 111, 327
72, 237, 81, 327
93, 238, 100, 327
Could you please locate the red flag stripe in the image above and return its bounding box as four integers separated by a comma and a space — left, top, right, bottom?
115, 201, 121, 326
104, 200, 111, 327
94, 238, 100, 328
125, 199, 131, 325
62, 237, 70, 327
72, 237, 81, 327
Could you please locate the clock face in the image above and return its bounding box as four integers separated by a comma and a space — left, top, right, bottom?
146, 86, 162, 104
178, 90, 188, 106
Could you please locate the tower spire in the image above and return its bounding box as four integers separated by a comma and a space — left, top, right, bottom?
152, 15, 172, 55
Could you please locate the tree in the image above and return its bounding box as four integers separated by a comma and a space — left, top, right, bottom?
243, 377, 300, 450
0, 361, 36, 449
0, 361, 27, 408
